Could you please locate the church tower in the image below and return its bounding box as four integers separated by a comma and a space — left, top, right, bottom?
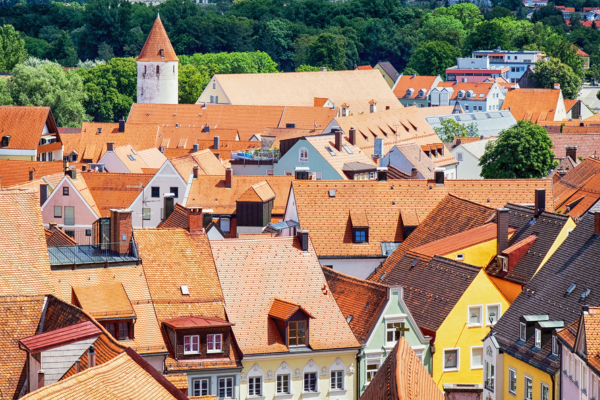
137, 15, 178, 104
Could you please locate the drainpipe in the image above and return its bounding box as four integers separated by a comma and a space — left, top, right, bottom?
356, 351, 362, 397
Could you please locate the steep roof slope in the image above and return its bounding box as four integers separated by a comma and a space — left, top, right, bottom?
209, 69, 402, 114
549, 134, 600, 159
304, 134, 376, 179
170, 149, 225, 179
210, 237, 360, 354
360, 338, 444, 400
501, 88, 562, 122
82, 172, 154, 217
137, 16, 178, 62
395, 75, 439, 100
0, 160, 66, 187
0, 106, 55, 150
0, 189, 53, 295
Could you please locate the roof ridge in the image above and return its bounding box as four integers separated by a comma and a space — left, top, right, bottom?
322, 267, 389, 289
444, 193, 496, 211
431, 254, 481, 274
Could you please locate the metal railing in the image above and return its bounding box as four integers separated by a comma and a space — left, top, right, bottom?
47, 241, 139, 266
230, 149, 279, 161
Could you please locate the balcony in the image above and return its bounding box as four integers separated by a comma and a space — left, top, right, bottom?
230, 149, 279, 165
48, 241, 140, 269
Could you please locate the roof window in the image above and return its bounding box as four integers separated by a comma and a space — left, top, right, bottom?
160, 49, 165, 58
97, 128, 102, 134
325, 146, 336, 156
131, 148, 137, 155
1, 135, 10, 147
581, 289, 591, 301
566, 284, 576, 295
418, 89, 426, 97
328, 190, 335, 198
128, 155, 136, 161
343, 144, 353, 154
180, 285, 189, 295
406, 88, 414, 97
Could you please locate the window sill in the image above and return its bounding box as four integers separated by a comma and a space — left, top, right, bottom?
471, 366, 483, 370
274, 394, 293, 400
248, 396, 265, 400
443, 368, 459, 373
302, 392, 320, 399
183, 351, 200, 355
207, 350, 223, 354
467, 324, 483, 328
329, 389, 347, 397
508, 390, 516, 397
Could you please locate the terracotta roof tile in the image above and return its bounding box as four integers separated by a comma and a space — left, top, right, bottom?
170, 149, 225, 180
501, 89, 562, 122
304, 135, 377, 179
323, 268, 388, 344
294, 179, 554, 259
82, 172, 154, 217
211, 69, 402, 115
549, 134, 600, 160
356, 65, 373, 70
0, 160, 66, 187
61, 331, 127, 379
553, 157, 600, 214
45, 228, 77, 246
20, 321, 101, 353
67, 174, 101, 218
393, 75, 439, 99
187, 175, 293, 215
137, 16, 178, 62
0, 106, 55, 150
156, 203, 190, 229
210, 237, 360, 354
22, 351, 184, 399
268, 298, 314, 320
360, 338, 444, 400
112, 145, 151, 173
138, 148, 167, 169
387, 164, 411, 180
127, 103, 335, 141
437, 81, 496, 101
165, 373, 188, 390
237, 181, 276, 202
260, 127, 321, 149
72, 283, 136, 320
0, 189, 53, 295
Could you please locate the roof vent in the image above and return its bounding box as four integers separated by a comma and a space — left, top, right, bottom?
411, 259, 418, 267
328, 189, 335, 198
346, 315, 353, 323
180, 285, 189, 295
97, 128, 102, 134
567, 284, 577, 295
582, 289, 591, 300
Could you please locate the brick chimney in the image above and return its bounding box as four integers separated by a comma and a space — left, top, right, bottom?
595, 211, 600, 235
411, 167, 418, 179
554, 83, 560, 90
349, 128, 357, 146
565, 145, 578, 161
188, 207, 203, 235
110, 209, 133, 255
534, 189, 545, 217
497, 208, 509, 256
88, 345, 96, 368
49, 222, 58, 231
334, 130, 342, 152
119, 118, 125, 133
107, 142, 115, 152
225, 167, 233, 188
193, 165, 199, 179
297, 229, 309, 252
75, 359, 81, 373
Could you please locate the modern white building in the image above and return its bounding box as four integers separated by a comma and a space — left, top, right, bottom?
450, 138, 496, 179
471, 48, 547, 83
137, 15, 178, 104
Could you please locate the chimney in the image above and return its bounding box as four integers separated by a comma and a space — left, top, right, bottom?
349, 128, 357, 146
334, 130, 342, 152
88, 346, 96, 368
554, 83, 560, 90
565, 145, 578, 161
372, 154, 380, 165
534, 188, 546, 217
107, 142, 114, 152
192, 143, 199, 152
595, 211, 600, 235
320, 67, 327, 72
434, 168, 444, 185
225, 167, 232, 188
109, 209, 133, 255
40, 183, 48, 206
49, 222, 58, 231
297, 229, 309, 252
118, 118, 125, 133
456, 138, 462, 146
497, 208, 509, 255
38, 370, 44, 389
214, 136, 220, 150
369, 100, 377, 113
193, 165, 199, 179
411, 167, 418, 179
377, 167, 387, 182
386, 106, 390, 110
188, 207, 203, 235
75, 359, 81, 373
29, 167, 34, 181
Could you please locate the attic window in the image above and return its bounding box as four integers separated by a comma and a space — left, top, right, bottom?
552, 335, 559, 356
1, 135, 10, 147
97, 128, 102, 134
566, 284, 576, 295
534, 328, 541, 349
353, 228, 368, 243
181, 285, 189, 295
160, 49, 165, 58
325, 146, 336, 156
346, 315, 353, 323
288, 321, 306, 346
456, 254, 465, 261
418, 89, 426, 97
581, 289, 591, 300
519, 322, 526, 341
328, 190, 335, 198
128, 155, 136, 161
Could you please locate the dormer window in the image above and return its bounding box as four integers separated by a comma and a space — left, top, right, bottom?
354, 229, 368, 243
160, 49, 165, 58
269, 298, 314, 349
534, 328, 541, 348
184, 335, 200, 354
457, 91, 465, 99
207, 333, 223, 353
350, 210, 368, 244
418, 89, 426, 97
406, 88, 414, 97
1, 135, 10, 147
520, 322, 526, 341
552, 335, 559, 356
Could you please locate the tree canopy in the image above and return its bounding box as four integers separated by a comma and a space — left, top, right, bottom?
0, 24, 27, 72
479, 121, 558, 179
532, 57, 582, 99
434, 119, 479, 142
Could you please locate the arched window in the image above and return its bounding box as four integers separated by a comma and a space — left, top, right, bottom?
329, 358, 347, 391
299, 147, 308, 162
156, 66, 160, 74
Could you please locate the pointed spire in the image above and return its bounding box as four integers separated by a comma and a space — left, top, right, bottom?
137, 16, 178, 62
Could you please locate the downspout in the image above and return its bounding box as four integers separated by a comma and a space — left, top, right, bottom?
357, 351, 362, 398
551, 370, 556, 400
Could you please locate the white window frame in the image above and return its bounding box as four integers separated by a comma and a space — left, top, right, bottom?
299, 147, 309, 162
457, 152, 463, 161
142, 208, 151, 220
443, 348, 460, 372
192, 378, 209, 396
485, 360, 495, 391
183, 335, 199, 355
366, 363, 379, 384
509, 367, 517, 395
541, 382, 550, 400
248, 376, 262, 397
207, 333, 223, 353
468, 305, 483, 327
330, 370, 344, 390
386, 321, 401, 345
486, 303, 502, 326
303, 372, 318, 393
218, 376, 234, 399
220, 217, 230, 233
470, 346, 483, 370
551, 335, 559, 356
583, 364, 589, 394
524, 374, 533, 400
276, 374, 290, 394
519, 322, 527, 341
456, 253, 465, 261
534, 328, 541, 349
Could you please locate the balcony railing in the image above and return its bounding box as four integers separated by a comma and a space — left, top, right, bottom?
47, 241, 140, 267
231, 149, 279, 162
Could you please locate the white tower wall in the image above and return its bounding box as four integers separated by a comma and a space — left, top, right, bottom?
137, 60, 178, 104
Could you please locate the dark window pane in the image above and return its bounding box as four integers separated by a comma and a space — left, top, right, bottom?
151, 187, 160, 198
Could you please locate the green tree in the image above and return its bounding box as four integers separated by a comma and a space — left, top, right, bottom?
419, 15, 466, 49
466, 19, 509, 54
295, 65, 321, 72
434, 118, 478, 142
532, 57, 582, 99
9, 61, 87, 127
433, 3, 483, 32
180, 51, 278, 74
403, 67, 417, 75
254, 19, 295, 72
484, 6, 512, 20
77, 57, 136, 122
407, 41, 459, 76
306, 32, 348, 70
50, 31, 78, 67
22, 36, 50, 60
98, 42, 115, 62
178, 63, 209, 104
479, 121, 558, 179
0, 25, 27, 72
0, 79, 12, 106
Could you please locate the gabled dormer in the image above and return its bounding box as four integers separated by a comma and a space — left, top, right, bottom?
236, 181, 276, 228
519, 314, 549, 343
350, 210, 369, 244
268, 298, 314, 348
533, 320, 564, 352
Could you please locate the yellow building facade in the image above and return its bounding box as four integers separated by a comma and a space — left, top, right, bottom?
374, 63, 397, 88
239, 350, 358, 400
433, 270, 510, 389
502, 353, 555, 400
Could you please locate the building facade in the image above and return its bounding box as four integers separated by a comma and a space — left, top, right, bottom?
471, 49, 547, 83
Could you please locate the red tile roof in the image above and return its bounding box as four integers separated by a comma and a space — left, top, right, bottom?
170, 149, 225, 179
436, 81, 495, 101
502, 89, 562, 122
0, 160, 66, 188
0, 106, 57, 150
356, 65, 373, 70
45, 228, 78, 246
549, 134, 600, 159
360, 338, 444, 400
20, 321, 101, 353
72, 283, 136, 320
237, 181, 276, 202
268, 298, 314, 320
323, 267, 388, 344
163, 315, 233, 329
137, 16, 178, 62
82, 172, 154, 217
394, 75, 439, 99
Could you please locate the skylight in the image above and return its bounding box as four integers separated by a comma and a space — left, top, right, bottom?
127, 155, 136, 161
343, 144, 353, 154
326, 146, 336, 156
566, 284, 576, 295
328, 189, 335, 198
181, 285, 189, 295
582, 289, 591, 300
411, 259, 418, 267
131, 149, 137, 155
